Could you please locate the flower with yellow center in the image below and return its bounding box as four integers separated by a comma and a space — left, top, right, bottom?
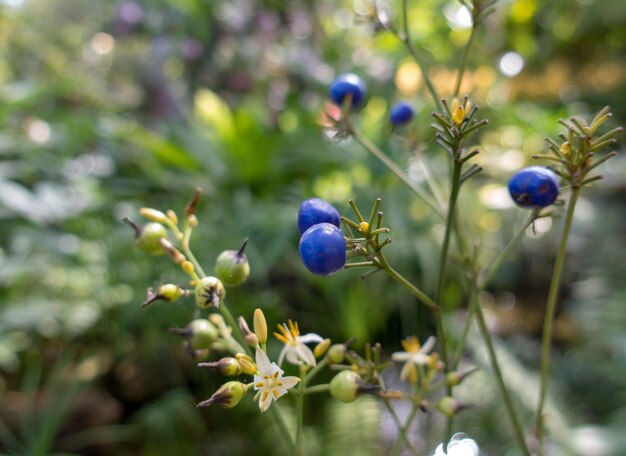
391, 335, 437, 383
253, 348, 300, 412
274, 320, 324, 367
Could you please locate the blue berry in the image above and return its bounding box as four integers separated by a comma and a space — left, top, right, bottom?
299, 223, 346, 276
390, 101, 414, 126
329, 73, 367, 108
508, 166, 560, 208
297, 198, 341, 235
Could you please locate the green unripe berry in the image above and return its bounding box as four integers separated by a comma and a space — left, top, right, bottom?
195, 276, 226, 308
136, 222, 167, 254
215, 239, 250, 286
197, 381, 248, 409
330, 370, 361, 403
326, 344, 346, 364
188, 319, 219, 349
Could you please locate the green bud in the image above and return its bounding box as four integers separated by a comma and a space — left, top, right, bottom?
188, 319, 219, 349
197, 381, 248, 409
326, 344, 346, 364
123, 218, 167, 255
436, 396, 460, 417
195, 276, 226, 308
143, 284, 187, 307
215, 239, 250, 287
199, 357, 240, 376
191, 348, 210, 362
446, 371, 462, 387
330, 370, 361, 403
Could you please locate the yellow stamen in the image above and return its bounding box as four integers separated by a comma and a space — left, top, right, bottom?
400, 336, 421, 353
261, 390, 269, 402
273, 331, 289, 345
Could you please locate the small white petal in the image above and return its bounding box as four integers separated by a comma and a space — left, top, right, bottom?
255, 348, 272, 374
410, 352, 430, 365
298, 333, 323, 344
286, 347, 302, 365
391, 351, 410, 362
259, 391, 273, 412
280, 376, 300, 389
295, 343, 317, 366
277, 344, 289, 366
434, 443, 447, 456
421, 335, 437, 354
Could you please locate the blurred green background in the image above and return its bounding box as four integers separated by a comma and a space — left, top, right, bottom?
0, 0, 624, 454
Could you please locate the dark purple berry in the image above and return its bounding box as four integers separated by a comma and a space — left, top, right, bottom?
297, 198, 341, 235
508, 166, 560, 208
299, 223, 346, 276
329, 73, 367, 108
390, 101, 414, 126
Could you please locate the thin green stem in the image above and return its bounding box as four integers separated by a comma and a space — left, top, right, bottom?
389, 403, 420, 456
401, 0, 441, 107
382, 399, 420, 455
473, 290, 531, 456
434, 160, 462, 440
375, 252, 439, 312
477, 210, 538, 289
218, 303, 248, 355
453, 26, 477, 98
535, 187, 580, 453
348, 121, 444, 218
270, 405, 296, 454
295, 366, 305, 456
303, 384, 330, 395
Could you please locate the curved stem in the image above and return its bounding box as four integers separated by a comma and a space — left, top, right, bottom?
295, 366, 306, 456
401, 0, 440, 107
382, 399, 420, 455
453, 26, 477, 98
477, 210, 539, 289
473, 290, 531, 456
389, 403, 420, 456
535, 187, 580, 453
435, 160, 462, 441
348, 121, 444, 218
303, 384, 330, 395
376, 252, 439, 312
218, 303, 248, 355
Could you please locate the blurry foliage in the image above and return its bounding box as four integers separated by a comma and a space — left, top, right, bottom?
0, 0, 624, 454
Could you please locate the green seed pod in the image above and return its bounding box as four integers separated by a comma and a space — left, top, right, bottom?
197, 381, 248, 409
123, 218, 167, 255
326, 344, 346, 364
215, 239, 250, 286
188, 319, 219, 349
330, 370, 361, 403
195, 276, 226, 308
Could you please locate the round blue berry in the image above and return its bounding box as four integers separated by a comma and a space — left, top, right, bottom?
299, 223, 346, 276
390, 101, 414, 126
508, 166, 560, 208
297, 198, 341, 235
329, 73, 367, 108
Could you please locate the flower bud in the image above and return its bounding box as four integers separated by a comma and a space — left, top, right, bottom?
235, 353, 257, 375
198, 357, 239, 376
215, 239, 250, 287
139, 207, 169, 224
452, 105, 465, 125
143, 284, 186, 307
197, 381, 248, 409
330, 370, 361, 403
446, 371, 462, 387
238, 316, 259, 347
253, 308, 267, 345
192, 348, 210, 362
314, 338, 331, 358
326, 344, 346, 364
195, 276, 226, 308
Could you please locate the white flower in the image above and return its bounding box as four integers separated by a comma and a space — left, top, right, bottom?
253, 348, 300, 412
391, 335, 437, 383
274, 320, 323, 366
434, 433, 479, 456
